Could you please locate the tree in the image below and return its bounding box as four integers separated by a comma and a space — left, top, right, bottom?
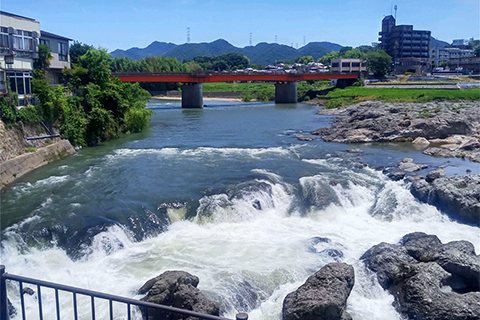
78, 48, 112, 88
70, 42, 93, 64
339, 46, 353, 56
298, 55, 314, 64
34, 44, 53, 71
343, 48, 366, 59
318, 51, 340, 66
364, 50, 392, 77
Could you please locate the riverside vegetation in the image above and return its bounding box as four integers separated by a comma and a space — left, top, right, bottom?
0, 46, 153, 148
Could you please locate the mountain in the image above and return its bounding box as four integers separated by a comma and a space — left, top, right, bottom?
240, 43, 299, 65
111, 39, 343, 65
430, 37, 449, 48
164, 39, 240, 62
111, 41, 176, 59
298, 42, 343, 60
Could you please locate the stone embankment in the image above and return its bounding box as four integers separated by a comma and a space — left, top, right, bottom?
312, 101, 480, 162
0, 120, 76, 189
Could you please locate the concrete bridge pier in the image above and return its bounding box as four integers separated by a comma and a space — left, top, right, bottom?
182, 83, 203, 108
275, 82, 298, 104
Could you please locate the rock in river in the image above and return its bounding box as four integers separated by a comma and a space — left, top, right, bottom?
361, 232, 480, 320
139, 271, 219, 320
410, 174, 480, 226
282, 262, 355, 320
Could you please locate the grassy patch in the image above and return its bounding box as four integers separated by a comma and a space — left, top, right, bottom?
326, 87, 480, 101
26, 147, 37, 153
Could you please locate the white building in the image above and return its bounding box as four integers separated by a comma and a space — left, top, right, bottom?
430, 47, 475, 69
40, 31, 71, 85
330, 58, 366, 73
0, 11, 40, 105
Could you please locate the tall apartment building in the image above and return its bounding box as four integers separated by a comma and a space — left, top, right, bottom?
0, 11, 40, 105
378, 15, 431, 74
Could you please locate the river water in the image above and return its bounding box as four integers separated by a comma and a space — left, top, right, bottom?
1, 100, 479, 320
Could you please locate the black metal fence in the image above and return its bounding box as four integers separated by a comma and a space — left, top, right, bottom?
0, 265, 248, 320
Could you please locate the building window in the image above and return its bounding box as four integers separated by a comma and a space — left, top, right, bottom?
40, 38, 50, 48
12, 30, 33, 51
7, 72, 32, 95
342, 62, 350, 68
58, 42, 68, 61
0, 27, 8, 48
332, 63, 340, 68
352, 63, 360, 67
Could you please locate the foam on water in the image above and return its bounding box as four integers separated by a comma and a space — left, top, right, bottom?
2, 158, 479, 320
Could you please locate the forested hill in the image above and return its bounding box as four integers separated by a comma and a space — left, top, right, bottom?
111, 39, 343, 65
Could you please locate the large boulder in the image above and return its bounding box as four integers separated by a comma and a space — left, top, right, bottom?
139, 271, 219, 320
361, 232, 480, 320
410, 174, 480, 226
282, 263, 355, 320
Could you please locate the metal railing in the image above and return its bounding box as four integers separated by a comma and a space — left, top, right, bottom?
1, 265, 248, 320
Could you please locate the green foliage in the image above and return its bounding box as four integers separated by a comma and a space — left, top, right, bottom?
185, 61, 203, 73
33, 77, 68, 130
325, 97, 354, 109
0, 98, 16, 123
193, 52, 250, 71
70, 42, 94, 64
78, 48, 112, 88
325, 87, 480, 102
62, 65, 89, 89
35, 44, 53, 71
339, 46, 353, 56
297, 55, 314, 64
318, 51, 339, 66
342, 48, 366, 59
364, 50, 392, 77
239, 92, 254, 102
26, 147, 37, 152
124, 102, 153, 133
111, 56, 186, 73
86, 107, 117, 145
17, 106, 40, 123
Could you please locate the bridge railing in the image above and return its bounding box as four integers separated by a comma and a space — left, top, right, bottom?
111, 71, 360, 77
0, 265, 247, 320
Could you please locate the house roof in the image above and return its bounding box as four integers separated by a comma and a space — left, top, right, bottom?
41, 30, 72, 41
0, 11, 37, 22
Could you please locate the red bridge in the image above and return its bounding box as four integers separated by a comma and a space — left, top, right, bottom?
112, 72, 359, 108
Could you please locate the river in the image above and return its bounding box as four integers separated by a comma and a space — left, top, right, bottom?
1, 99, 479, 320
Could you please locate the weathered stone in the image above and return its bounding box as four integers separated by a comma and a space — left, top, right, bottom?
295, 134, 315, 141
425, 168, 446, 183
312, 102, 480, 162
412, 137, 430, 145
398, 158, 428, 172
282, 263, 354, 320
361, 232, 480, 320
410, 174, 480, 226
139, 271, 219, 320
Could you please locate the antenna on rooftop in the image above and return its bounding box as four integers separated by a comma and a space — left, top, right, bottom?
394, 5, 397, 20
187, 27, 190, 43
249, 33, 252, 46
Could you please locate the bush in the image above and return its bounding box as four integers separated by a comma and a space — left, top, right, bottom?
124, 102, 153, 133
325, 97, 354, 109
17, 107, 40, 124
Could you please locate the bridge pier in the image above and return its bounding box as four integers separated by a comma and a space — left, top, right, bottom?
275, 82, 298, 104
182, 83, 203, 108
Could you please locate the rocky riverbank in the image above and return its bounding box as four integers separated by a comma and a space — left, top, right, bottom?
311, 101, 480, 162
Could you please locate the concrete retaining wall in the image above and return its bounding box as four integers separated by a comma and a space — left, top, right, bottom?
1, 140, 76, 189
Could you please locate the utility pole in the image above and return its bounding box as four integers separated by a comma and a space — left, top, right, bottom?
275, 35, 277, 43
394, 5, 397, 20
187, 27, 190, 43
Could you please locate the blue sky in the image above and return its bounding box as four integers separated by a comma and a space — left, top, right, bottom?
2, 0, 479, 51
